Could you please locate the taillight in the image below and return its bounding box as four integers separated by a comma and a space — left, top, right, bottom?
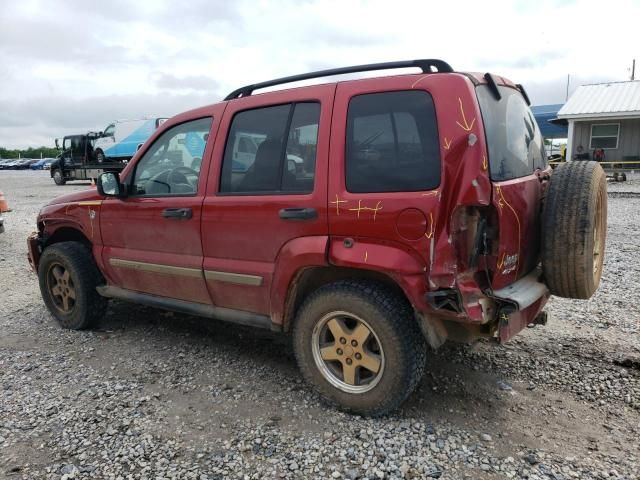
450, 205, 498, 286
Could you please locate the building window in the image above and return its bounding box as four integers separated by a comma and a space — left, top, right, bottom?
590, 124, 619, 149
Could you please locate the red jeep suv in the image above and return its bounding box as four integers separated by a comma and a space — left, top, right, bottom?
28, 60, 607, 415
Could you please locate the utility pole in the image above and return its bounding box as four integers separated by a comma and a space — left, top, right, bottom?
632, 59, 636, 81
565, 74, 570, 101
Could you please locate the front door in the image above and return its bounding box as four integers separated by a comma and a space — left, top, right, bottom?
100, 115, 219, 304
201, 85, 335, 315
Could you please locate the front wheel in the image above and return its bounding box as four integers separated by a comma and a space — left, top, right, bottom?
95, 150, 105, 163
52, 169, 66, 185
293, 280, 426, 416
38, 242, 108, 329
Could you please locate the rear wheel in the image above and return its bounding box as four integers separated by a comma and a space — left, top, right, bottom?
293, 280, 426, 416
38, 242, 108, 329
95, 150, 105, 163
53, 169, 66, 185
541, 161, 607, 299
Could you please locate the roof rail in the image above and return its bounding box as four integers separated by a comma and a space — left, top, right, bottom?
224, 59, 453, 101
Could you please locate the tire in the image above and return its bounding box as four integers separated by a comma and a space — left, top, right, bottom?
38, 242, 108, 329
541, 161, 607, 299
95, 150, 105, 163
293, 280, 426, 416
53, 169, 66, 185
620, 172, 627, 182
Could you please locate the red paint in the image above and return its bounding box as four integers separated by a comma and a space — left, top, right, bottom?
396, 209, 428, 241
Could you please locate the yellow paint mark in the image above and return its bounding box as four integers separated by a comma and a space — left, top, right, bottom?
497, 252, 506, 269
364, 251, 368, 263
88, 208, 95, 239
77, 200, 103, 206
456, 97, 476, 132
443, 137, 452, 150
495, 186, 521, 278
348, 200, 383, 221
424, 212, 435, 239
411, 75, 429, 88
482, 155, 488, 171
330, 194, 347, 216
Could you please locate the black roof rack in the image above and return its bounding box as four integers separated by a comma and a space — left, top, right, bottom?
224, 59, 453, 101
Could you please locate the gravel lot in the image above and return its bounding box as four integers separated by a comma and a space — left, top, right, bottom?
0, 170, 638, 480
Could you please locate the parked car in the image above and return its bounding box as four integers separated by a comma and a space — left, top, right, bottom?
93, 118, 167, 163
11, 158, 39, 170
28, 59, 607, 415
30, 158, 55, 170
0, 159, 14, 169
0, 158, 20, 169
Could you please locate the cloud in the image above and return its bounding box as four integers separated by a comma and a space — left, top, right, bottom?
0, 93, 213, 149
153, 73, 220, 92
1, 0, 640, 148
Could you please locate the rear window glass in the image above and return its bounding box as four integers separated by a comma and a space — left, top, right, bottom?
346, 91, 440, 193
476, 85, 546, 181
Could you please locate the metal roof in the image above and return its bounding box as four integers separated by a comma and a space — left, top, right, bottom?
531, 104, 567, 139
557, 80, 640, 119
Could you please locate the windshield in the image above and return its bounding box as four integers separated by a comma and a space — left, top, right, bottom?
476, 85, 546, 181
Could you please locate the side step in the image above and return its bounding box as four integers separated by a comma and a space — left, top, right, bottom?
96, 285, 275, 330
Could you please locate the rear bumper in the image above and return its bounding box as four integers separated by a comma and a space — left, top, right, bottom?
27, 232, 42, 272
492, 267, 548, 311
491, 267, 550, 343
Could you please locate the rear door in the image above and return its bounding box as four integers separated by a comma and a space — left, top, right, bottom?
328, 77, 442, 272
476, 84, 548, 289
201, 85, 334, 315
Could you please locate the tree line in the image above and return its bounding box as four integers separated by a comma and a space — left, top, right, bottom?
0, 146, 59, 159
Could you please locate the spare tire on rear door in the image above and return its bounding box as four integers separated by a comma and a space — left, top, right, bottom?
541, 161, 607, 299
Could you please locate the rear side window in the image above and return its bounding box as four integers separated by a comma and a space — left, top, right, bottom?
477, 85, 546, 181
220, 102, 320, 194
346, 90, 440, 193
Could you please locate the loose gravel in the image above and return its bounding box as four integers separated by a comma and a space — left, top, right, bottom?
0, 171, 638, 479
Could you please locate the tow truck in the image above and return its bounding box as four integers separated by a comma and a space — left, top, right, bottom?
50, 132, 128, 185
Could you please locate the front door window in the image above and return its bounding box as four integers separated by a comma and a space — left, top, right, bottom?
132, 117, 212, 196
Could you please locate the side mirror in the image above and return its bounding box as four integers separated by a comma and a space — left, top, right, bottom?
97, 172, 125, 197
55, 138, 60, 150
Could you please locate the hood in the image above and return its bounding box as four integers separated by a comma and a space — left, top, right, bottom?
47, 188, 103, 206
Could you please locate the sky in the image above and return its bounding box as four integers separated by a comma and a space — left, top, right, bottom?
1, 0, 639, 149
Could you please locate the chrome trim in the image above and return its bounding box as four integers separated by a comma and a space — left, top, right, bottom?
109, 258, 203, 278
204, 270, 263, 286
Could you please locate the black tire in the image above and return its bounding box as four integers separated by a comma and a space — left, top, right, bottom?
541, 161, 607, 299
293, 280, 426, 416
613, 172, 620, 182
95, 150, 105, 163
620, 172, 627, 182
38, 242, 108, 329
52, 169, 66, 185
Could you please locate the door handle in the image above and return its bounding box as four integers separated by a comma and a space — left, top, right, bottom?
162, 207, 192, 219
279, 207, 317, 220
